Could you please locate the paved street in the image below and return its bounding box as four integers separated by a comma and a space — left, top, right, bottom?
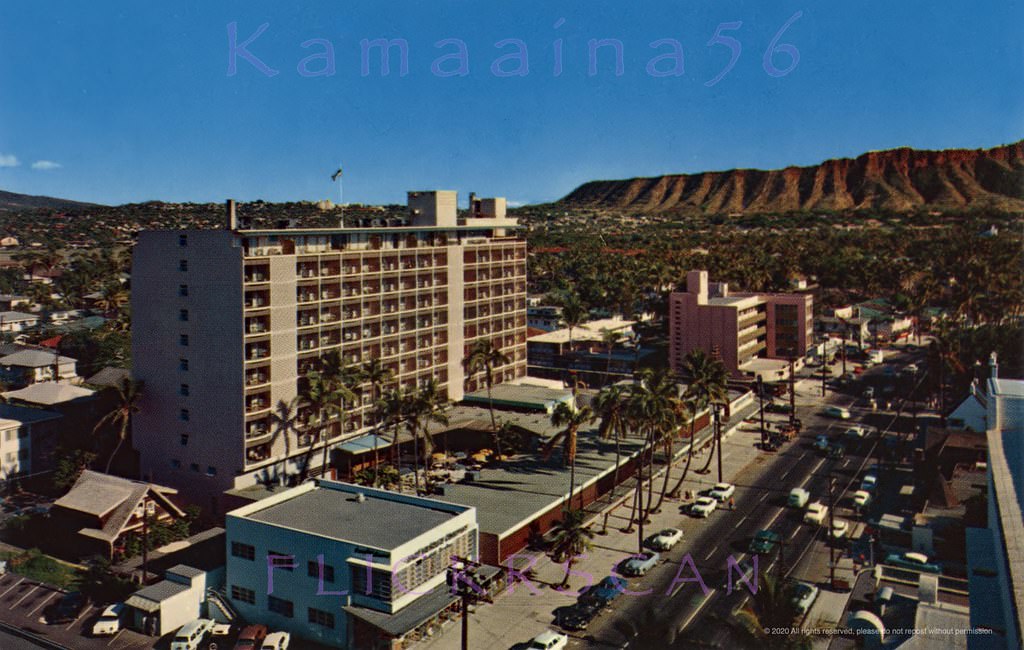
418, 345, 927, 650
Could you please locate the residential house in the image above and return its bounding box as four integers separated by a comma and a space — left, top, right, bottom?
0, 349, 77, 388
0, 311, 39, 333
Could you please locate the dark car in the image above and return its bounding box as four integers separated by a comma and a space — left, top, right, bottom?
45, 591, 88, 624
580, 576, 627, 606
557, 600, 602, 631
234, 624, 269, 650
766, 402, 792, 414
749, 530, 782, 554
827, 442, 846, 459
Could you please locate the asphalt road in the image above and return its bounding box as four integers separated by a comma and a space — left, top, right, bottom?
583, 346, 927, 648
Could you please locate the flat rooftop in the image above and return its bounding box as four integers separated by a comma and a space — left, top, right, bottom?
461, 383, 573, 412
238, 481, 468, 550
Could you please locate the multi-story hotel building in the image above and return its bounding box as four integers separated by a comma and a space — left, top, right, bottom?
132, 191, 527, 513
669, 270, 813, 379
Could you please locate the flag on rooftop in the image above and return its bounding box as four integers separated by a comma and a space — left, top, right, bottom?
331, 167, 343, 182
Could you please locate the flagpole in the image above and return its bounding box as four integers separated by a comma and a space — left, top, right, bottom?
338, 163, 344, 227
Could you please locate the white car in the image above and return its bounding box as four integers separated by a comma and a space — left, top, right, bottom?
261, 632, 290, 650
691, 496, 718, 517
803, 502, 829, 526
649, 528, 684, 551
91, 603, 123, 637
708, 482, 736, 502
861, 474, 878, 492
792, 582, 820, 615
528, 630, 569, 650
852, 490, 872, 508
171, 619, 214, 650
844, 426, 867, 439
824, 406, 851, 419
830, 520, 850, 540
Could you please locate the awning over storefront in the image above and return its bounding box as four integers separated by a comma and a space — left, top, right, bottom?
337, 434, 394, 456
344, 588, 457, 637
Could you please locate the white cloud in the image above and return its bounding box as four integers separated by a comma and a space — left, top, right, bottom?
507, 200, 526, 208
31, 160, 62, 171
0, 154, 20, 167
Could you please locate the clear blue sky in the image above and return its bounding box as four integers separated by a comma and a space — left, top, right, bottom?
1, 1, 1021, 207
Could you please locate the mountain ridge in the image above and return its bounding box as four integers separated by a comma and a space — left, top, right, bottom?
0, 189, 102, 212
558, 140, 1024, 214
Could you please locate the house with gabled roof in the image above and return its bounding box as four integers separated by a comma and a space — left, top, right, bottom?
50, 470, 185, 559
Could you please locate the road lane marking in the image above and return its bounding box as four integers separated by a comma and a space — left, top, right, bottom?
679, 588, 717, 630
789, 528, 800, 540
704, 545, 718, 561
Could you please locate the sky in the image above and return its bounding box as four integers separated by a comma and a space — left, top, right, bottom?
0, 1, 1022, 207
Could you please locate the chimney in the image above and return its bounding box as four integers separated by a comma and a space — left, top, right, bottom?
226, 199, 237, 230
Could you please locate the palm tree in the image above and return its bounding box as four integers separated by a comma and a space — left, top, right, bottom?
548, 508, 594, 588
627, 368, 683, 517
600, 328, 623, 386
404, 380, 450, 495
546, 401, 596, 510
726, 574, 811, 649
380, 387, 410, 488
461, 339, 511, 457
593, 384, 631, 506
92, 378, 143, 474
318, 352, 361, 475
269, 397, 302, 487
669, 349, 728, 496
560, 295, 588, 353
95, 282, 128, 316
298, 372, 340, 481
613, 608, 682, 649
360, 360, 393, 484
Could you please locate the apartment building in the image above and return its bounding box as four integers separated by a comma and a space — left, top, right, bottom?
669, 270, 813, 378
132, 191, 527, 512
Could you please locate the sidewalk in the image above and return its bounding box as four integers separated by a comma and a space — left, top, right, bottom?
417, 402, 773, 650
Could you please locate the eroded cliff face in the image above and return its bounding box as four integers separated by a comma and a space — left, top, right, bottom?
559, 141, 1024, 214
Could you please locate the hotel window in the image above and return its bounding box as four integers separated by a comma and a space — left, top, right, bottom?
207, 466, 217, 477
308, 608, 335, 629
268, 551, 294, 571
307, 560, 335, 583
179, 334, 189, 346
179, 284, 189, 297
180, 409, 190, 421
179, 358, 189, 371
171, 459, 181, 469
267, 596, 294, 618
179, 234, 188, 247
179, 259, 188, 272
190, 463, 199, 472
179, 309, 189, 322
231, 541, 256, 561
180, 384, 189, 396
180, 434, 189, 446
231, 585, 255, 604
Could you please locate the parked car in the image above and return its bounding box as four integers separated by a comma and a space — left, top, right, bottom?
860, 474, 878, 492
90, 603, 123, 637
708, 482, 735, 502
648, 528, 684, 551
824, 406, 851, 419
621, 551, 660, 577
803, 502, 829, 526
234, 624, 269, 650
791, 582, 820, 615
748, 529, 782, 554
884, 552, 941, 574
44, 591, 88, 625
903, 363, 919, 375
529, 630, 569, 650
171, 619, 215, 650
813, 435, 830, 451
827, 442, 846, 459
261, 632, 290, 650
844, 426, 867, 439
852, 490, 872, 508
830, 520, 850, 540
766, 402, 792, 414
788, 488, 810, 508
580, 576, 628, 606
557, 600, 602, 631
690, 496, 717, 517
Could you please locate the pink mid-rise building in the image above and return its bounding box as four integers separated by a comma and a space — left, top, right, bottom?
669, 270, 813, 379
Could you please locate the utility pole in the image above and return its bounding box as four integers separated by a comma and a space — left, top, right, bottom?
448, 555, 491, 650
141, 512, 149, 584
828, 473, 836, 588
757, 377, 766, 448
788, 358, 797, 427
716, 405, 723, 484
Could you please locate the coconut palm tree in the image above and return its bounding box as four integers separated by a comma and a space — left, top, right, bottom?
548, 508, 594, 588
546, 401, 596, 510
627, 368, 684, 516
92, 378, 143, 474
593, 383, 631, 505
613, 608, 682, 649
317, 352, 361, 474
461, 338, 511, 456
95, 282, 128, 316
560, 295, 588, 353
725, 574, 811, 649
360, 359, 392, 484
380, 386, 410, 488
601, 328, 624, 385
297, 371, 341, 481
269, 397, 302, 487
669, 349, 727, 496
404, 380, 450, 495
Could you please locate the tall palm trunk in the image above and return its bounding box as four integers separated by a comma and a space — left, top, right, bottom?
412, 424, 421, 495
697, 412, 718, 474
486, 370, 503, 459
650, 434, 674, 513
668, 416, 698, 498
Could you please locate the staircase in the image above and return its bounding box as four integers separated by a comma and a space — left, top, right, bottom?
206, 587, 238, 623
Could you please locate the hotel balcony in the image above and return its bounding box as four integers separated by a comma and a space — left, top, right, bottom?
245, 442, 273, 466
246, 393, 270, 414
245, 343, 270, 361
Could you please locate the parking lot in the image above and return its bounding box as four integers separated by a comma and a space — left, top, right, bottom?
0, 573, 155, 649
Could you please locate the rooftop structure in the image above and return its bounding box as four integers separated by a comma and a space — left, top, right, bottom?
132, 191, 527, 514
2, 380, 94, 406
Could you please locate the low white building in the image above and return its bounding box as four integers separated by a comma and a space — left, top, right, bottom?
0, 311, 39, 333
124, 564, 225, 637
0, 349, 77, 387
225, 480, 477, 648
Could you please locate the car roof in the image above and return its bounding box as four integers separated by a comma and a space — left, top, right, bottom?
904, 552, 930, 563
533, 630, 563, 642
177, 619, 211, 635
